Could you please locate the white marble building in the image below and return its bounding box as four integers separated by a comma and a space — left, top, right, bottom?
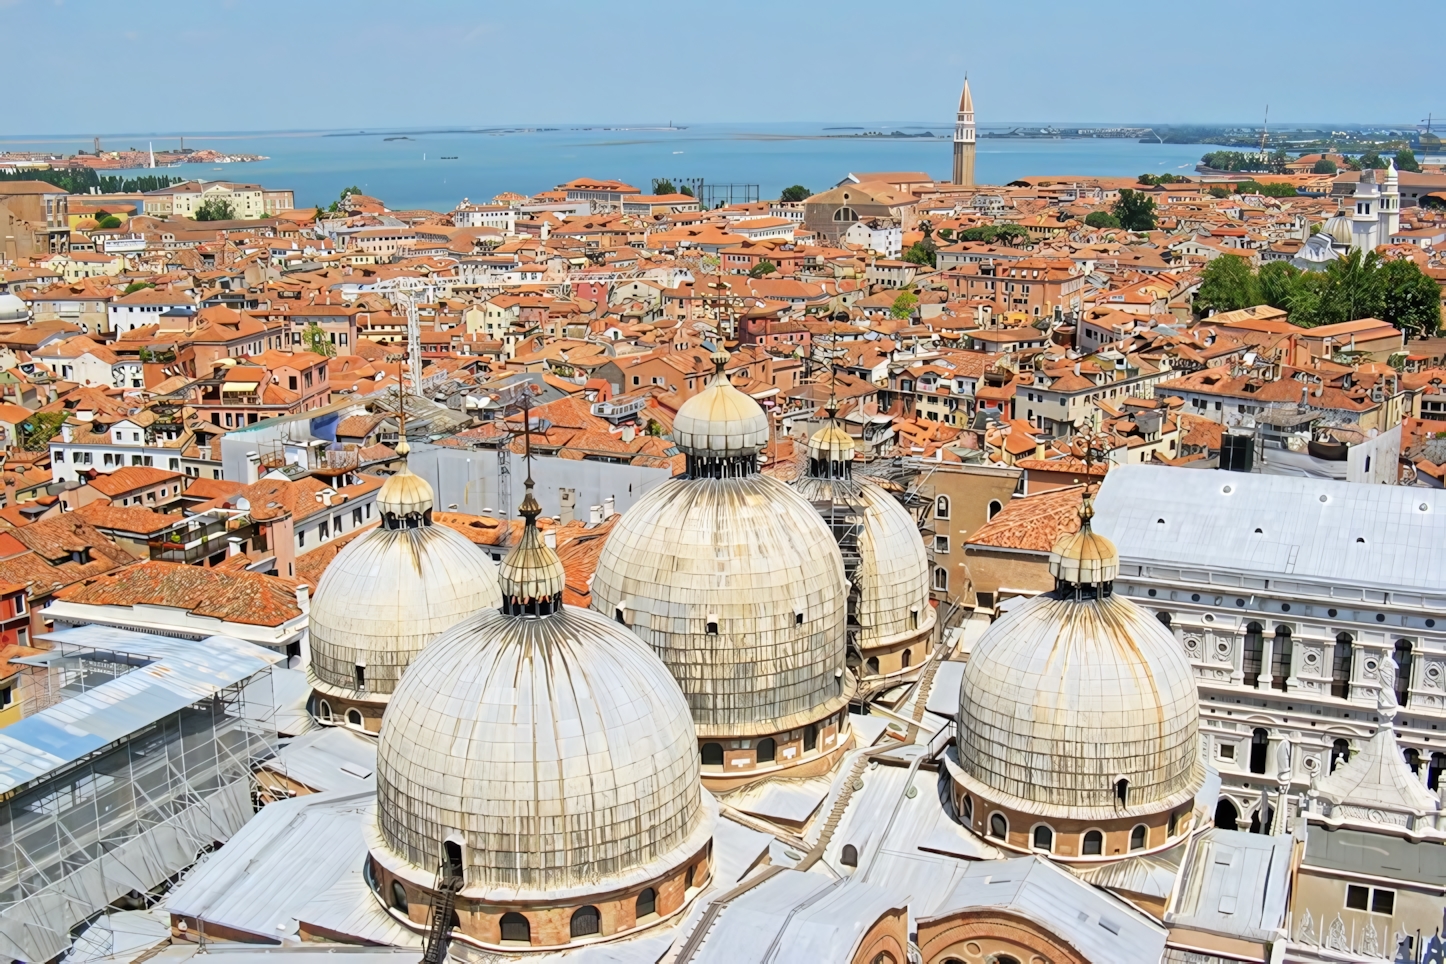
1094, 465, 1446, 831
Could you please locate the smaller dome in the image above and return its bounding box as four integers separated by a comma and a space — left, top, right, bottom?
377, 467, 433, 520
808, 420, 856, 463
672, 351, 769, 459
1048, 501, 1118, 587
1322, 213, 1354, 246
0, 294, 29, 323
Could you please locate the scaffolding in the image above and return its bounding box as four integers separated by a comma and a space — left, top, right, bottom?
0, 632, 278, 963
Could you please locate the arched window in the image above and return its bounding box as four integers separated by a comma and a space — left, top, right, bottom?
1242, 622, 1264, 688
866, 656, 880, 676
685, 864, 696, 890
1214, 797, 1239, 831
1168, 810, 1180, 837
995, 956, 1022, 964
987, 499, 1003, 519
635, 888, 657, 918
705, 618, 718, 635
1114, 778, 1129, 806
935, 495, 950, 519
756, 738, 776, 763
1249, 728, 1269, 775
1129, 825, 1147, 851
318, 699, 332, 721
833, 206, 858, 222
1156, 611, 1172, 629
1271, 625, 1293, 691
901, 649, 912, 669
961, 794, 973, 823
700, 743, 724, 766
347, 708, 363, 726
840, 844, 859, 867
354, 664, 365, 689
1032, 825, 1053, 852
390, 881, 408, 911
1405, 748, 1422, 774
443, 840, 463, 880
1082, 829, 1103, 855
1395, 639, 1413, 706
804, 724, 818, 751
499, 912, 530, 943
1331, 633, 1353, 699
989, 813, 1008, 839
933, 567, 948, 591
1330, 738, 1351, 773
570, 905, 600, 938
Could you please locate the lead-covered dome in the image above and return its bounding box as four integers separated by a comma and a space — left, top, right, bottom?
955, 507, 1202, 817
369, 486, 711, 900
308, 464, 501, 704
791, 417, 932, 658
592, 353, 852, 738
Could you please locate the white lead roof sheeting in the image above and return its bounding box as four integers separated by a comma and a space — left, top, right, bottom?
1092, 464, 1446, 596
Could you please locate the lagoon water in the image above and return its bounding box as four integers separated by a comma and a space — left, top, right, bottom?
4, 123, 1227, 212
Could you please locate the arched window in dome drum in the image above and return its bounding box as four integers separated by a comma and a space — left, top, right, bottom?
635, 888, 656, 918
1129, 825, 1147, 851
1271, 626, 1292, 691
700, 743, 723, 766
1242, 623, 1264, 689
1331, 633, 1353, 699
499, 912, 530, 943
1032, 825, 1053, 852
866, 656, 880, 676
756, 738, 776, 763
346, 708, 363, 726
804, 724, 817, 751
390, 881, 407, 911
840, 844, 858, 867
989, 813, 1007, 839
685, 864, 696, 890
1249, 728, 1269, 774
1330, 738, 1350, 773
961, 794, 973, 823
1082, 830, 1103, 855
570, 906, 600, 938
901, 649, 912, 668
1114, 778, 1128, 806
1394, 639, 1413, 706
318, 699, 332, 720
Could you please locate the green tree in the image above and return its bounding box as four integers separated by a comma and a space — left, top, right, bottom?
1112, 189, 1157, 231
1395, 148, 1422, 174
1312, 158, 1338, 175
652, 178, 677, 195
679, 184, 694, 198
300, 323, 337, 357
890, 291, 918, 320
1320, 250, 1385, 326
1380, 257, 1442, 336
901, 241, 935, 267
19, 412, 67, 451
779, 185, 811, 203
1257, 260, 1301, 311
1194, 255, 1260, 315
1084, 211, 1121, 229
97, 215, 122, 229
748, 260, 777, 278
1207, 186, 1231, 199
1355, 150, 1388, 170
959, 225, 998, 242
993, 224, 1031, 246
1270, 146, 1290, 173
935, 227, 954, 242
194, 198, 235, 221
1235, 180, 1298, 198
123, 280, 156, 295
327, 185, 363, 213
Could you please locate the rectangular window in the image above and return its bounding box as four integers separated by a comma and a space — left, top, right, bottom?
934, 535, 950, 553
319, 521, 329, 539
353, 508, 362, 526
298, 529, 306, 547
1346, 885, 1370, 911
1218, 743, 1235, 761
0, 687, 10, 708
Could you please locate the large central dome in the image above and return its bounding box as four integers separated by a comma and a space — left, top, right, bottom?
591, 352, 853, 781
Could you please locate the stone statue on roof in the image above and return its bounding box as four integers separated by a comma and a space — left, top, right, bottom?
1378, 654, 1399, 711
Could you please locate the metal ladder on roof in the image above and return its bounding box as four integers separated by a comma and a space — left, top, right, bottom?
420, 862, 463, 964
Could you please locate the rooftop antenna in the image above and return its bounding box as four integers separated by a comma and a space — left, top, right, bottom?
1259, 105, 1269, 156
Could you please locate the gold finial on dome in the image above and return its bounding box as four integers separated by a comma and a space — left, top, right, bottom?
1049, 492, 1118, 589
498, 398, 564, 614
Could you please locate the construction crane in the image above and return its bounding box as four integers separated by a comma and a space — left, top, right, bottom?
372, 277, 435, 397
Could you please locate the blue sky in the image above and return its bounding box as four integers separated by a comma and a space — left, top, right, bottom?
1, 0, 1440, 135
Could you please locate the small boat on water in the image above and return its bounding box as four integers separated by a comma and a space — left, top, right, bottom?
440, 156, 458, 160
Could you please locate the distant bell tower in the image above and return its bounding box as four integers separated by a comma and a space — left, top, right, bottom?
953, 77, 976, 187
